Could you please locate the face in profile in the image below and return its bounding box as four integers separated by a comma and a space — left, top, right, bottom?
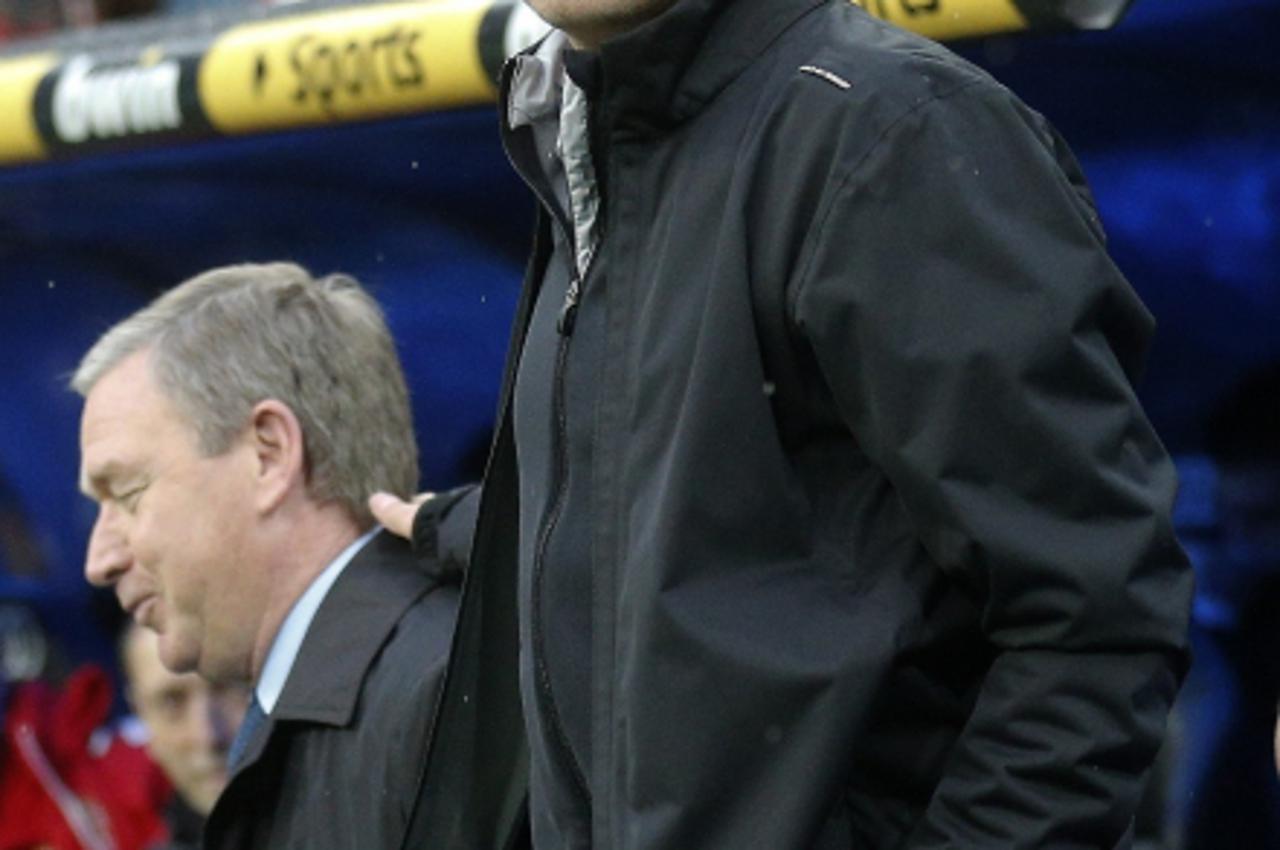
123, 624, 250, 816
80, 348, 265, 683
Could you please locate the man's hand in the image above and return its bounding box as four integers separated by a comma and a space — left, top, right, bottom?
368, 491, 433, 540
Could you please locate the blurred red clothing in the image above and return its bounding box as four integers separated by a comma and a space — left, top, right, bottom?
0, 666, 170, 850
0, 2, 61, 41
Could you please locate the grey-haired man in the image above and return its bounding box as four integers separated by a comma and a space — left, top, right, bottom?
76, 263, 460, 849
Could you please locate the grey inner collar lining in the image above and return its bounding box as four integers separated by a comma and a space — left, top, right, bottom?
508, 28, 600, 280
507, 29, 570, 131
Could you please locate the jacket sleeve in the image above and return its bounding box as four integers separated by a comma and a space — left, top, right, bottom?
789, 80, 1193, 847
411, 482, 481, 584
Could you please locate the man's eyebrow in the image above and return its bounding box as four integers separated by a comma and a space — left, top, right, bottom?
79, 460, 128, 498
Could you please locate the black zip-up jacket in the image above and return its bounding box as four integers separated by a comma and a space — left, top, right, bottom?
406, 1, 1193, 847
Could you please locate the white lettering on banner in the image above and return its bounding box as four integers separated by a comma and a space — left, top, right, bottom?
52, 55, 182, 144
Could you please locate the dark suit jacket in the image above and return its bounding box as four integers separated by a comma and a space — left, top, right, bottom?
203, 530, 460, 850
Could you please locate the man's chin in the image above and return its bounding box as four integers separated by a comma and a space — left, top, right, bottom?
156, 638, 199, 676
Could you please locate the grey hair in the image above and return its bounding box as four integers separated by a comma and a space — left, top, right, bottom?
72, 262, 418, 528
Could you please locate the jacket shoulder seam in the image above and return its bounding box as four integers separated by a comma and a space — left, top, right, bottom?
786, 74, 994, 320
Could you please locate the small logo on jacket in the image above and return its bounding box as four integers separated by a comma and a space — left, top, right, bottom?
799, 65, 852, 90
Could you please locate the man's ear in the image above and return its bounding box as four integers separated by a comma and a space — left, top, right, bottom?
248, 399, 305, 515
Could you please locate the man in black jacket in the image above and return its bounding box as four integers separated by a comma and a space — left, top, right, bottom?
376, 1, 1193, 847
75, 263, 459, 849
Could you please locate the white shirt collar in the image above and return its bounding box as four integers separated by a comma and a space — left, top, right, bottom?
255, 527, 380, 713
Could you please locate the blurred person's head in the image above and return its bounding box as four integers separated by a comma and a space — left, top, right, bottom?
121, 622, 247, 815
74, 263, 418, 684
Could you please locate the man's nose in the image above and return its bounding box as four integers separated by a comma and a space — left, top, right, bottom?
84, 510, 132, 586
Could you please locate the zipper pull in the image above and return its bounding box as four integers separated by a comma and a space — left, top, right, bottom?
557, 276, 581, 336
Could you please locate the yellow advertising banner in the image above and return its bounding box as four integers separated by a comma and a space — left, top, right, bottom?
856, 0, 1028, 40
0, 0, 1125, 165
0, 54, 57, 164
199, 0, 496, 134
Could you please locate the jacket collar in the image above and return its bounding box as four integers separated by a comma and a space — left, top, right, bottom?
590, 0, 826, 133
268, 529, 438, 727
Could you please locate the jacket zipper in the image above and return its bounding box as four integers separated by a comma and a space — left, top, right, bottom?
504, 119, 593, 819
529, 296, 593, 806
558, 275, 581, 335
500, 55, 596, 810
